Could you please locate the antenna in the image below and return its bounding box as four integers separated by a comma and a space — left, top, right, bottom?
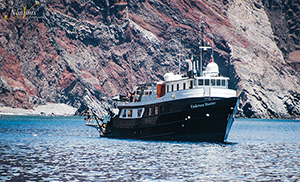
178, 49, 181, 75
199, 19, 205, 77
198, 18, 212, 77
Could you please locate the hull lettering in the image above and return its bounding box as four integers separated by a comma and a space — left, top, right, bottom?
190, 102, 216, 109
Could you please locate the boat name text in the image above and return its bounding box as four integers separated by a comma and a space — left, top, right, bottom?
190, 102, 216, 109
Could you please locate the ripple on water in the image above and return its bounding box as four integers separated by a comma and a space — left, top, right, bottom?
1, 138, 300, 181
1, 117, 300, 181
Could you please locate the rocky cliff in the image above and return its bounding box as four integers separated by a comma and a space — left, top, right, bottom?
0, 0, 299, 118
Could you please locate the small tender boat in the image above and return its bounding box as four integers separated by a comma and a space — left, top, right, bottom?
85, 21, 239, 142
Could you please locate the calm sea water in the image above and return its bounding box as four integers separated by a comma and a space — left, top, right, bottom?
0, 115, 299, 181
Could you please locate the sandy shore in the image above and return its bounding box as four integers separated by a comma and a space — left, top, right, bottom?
0, 103, 77, 116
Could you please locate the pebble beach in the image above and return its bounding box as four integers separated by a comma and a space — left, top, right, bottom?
0, 103, 77, 116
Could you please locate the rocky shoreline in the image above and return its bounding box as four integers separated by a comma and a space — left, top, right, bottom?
0, 103, 77, 116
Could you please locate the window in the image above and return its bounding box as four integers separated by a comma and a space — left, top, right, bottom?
148, 107, 152, 116
167, 85, 169, 92
211, 79, 216, 86
167, 104, 173, 112
198, 79, 203, 86
128, 109, 132, 117
205, 79, 210, 86
171, 85, 174, 92
160, 105, 166, 113
222, 80, 226, 86
122, 109, 127, 117
183, 83, 186, 90
217, 79, 221, 86
138, 109, 143, 117
155, 107, 159, 115
177, 84, 179, 91
189, 81, 193, 89
120, 108, 144, 119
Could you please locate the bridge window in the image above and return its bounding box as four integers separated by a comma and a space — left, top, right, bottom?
217, 79, 221, 86
222, 80, 226, 86
211, 79, 216, 86
205, 79, 210, 86
198, 79, 203, 86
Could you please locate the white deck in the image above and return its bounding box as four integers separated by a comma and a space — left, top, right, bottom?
118, 76, 237, 107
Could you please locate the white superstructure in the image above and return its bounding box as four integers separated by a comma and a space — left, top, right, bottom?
118, 63, 236, 107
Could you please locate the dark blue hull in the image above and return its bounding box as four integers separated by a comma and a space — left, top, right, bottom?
103, 97, 238, 142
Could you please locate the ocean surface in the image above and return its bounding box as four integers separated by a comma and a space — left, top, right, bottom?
0, 115, 299, 181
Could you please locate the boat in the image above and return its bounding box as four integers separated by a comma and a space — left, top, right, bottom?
85, 21, 239, 142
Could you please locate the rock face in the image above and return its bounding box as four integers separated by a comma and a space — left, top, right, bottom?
264, 0, 300, 71
0, 0, 299, 118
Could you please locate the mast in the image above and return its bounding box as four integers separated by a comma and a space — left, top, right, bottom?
178, 49, 181, 75
198, 20, 212, 77
199, 20, 204, 76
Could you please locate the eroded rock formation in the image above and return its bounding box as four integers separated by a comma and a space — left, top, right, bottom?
0, 0, 299, 118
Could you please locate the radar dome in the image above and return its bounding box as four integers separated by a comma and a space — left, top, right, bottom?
203, 62, 219, 77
